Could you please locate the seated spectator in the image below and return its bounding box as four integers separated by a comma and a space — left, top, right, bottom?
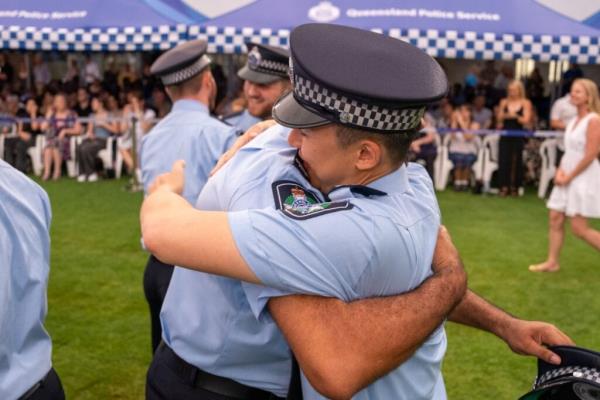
433, 97, 454, 130
7, 97, 43, 173
77, 96, 119, 182
62, 59, 80, 93
120, 91, 156, 175
150, 87, 171, 118
449, 104, 480, 191
408, 112, 438, 180
471, 94, 493, 129
41, 93, 81, 181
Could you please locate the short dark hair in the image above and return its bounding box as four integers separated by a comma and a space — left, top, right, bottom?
166, 67, 210, 98
334, 125, 416, 166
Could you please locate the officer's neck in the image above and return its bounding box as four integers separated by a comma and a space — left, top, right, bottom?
320, 163, 398, 195
170, 92, 211, 110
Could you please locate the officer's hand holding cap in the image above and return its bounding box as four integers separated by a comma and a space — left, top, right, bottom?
520, 345, 600, 400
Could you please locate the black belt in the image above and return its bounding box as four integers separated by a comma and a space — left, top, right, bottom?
18, 370, 50, 400
157, 342, 284, 400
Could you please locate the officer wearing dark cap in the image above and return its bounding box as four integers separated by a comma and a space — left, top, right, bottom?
140, 39, 238, 354
221, 43, 291, 131
142, 24, 572, 400
521, 346, 600, 400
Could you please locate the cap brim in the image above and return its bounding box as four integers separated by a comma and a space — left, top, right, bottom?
519, 379, 600, 400
238, 66, 283, 84
272, 91, 330, 129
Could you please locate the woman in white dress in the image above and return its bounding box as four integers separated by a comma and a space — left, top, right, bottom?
529, 78, 600, 272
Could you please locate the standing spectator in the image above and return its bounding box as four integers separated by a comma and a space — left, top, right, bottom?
74, 87, 92, 132
496, 80, 533, 196
40, 93, 81, 181
150, 87, 171, 118
83, 54, 101, 86
0, 54, 14, 92
561, 63, 583, 97
1, 95, 20, 165
479, 60, 498, 88
449, 104, 480, 190
16, 59, 29, 93
408, 112, 438, 180
77, 97, 119, 182
140, 63, 157, 101
117, 63, 139, 91
529, 78, 600, 272
32, 53, 51, 93
550, 89, 578, 166
62, 59, 80, 93
471, 94, 493, 129
120, 91, 156, 175
433, 97, 454, 129
6, 97, 42, 173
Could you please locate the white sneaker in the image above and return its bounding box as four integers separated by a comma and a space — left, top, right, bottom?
88, 173, 98, 182
77, 175, 87, 182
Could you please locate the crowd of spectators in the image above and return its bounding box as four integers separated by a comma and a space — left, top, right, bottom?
0, 52, 591, 193
409, 61, 588, 194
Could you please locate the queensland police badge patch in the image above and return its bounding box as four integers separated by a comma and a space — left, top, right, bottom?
272, 180, 353, 220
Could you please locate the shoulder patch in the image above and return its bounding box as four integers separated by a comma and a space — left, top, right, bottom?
272, 180, 353, 220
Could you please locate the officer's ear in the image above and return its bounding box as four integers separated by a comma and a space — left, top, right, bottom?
354, 139, 383, 171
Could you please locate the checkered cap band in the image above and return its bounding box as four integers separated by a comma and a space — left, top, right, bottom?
160, 54, 211, 86
534, 366, 600, 389
292, 71, 425, 131
250, 59, 289, 78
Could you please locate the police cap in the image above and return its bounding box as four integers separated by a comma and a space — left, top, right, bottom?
272, 23, 448, 133
520, 346, 600, 400
150, 39, 211, 86
238, 42, 290, 85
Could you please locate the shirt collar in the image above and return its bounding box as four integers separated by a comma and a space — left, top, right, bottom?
172, 99, 209, 114
291, 152, 409, 202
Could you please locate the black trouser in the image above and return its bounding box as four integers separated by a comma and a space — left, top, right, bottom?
77, 137, 107, 176
146, 342, 285, 400
18, 368, 65, 400
497, 136, 525, 190
143, 255, 174, 353
4, 136, 35, 173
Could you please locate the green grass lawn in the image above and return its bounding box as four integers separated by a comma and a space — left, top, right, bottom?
39, 178, 600, 399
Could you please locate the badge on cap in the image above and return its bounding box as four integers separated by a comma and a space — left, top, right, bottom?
248, 46, 262, 70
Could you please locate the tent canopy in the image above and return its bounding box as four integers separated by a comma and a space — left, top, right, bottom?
1, 0, 599, 63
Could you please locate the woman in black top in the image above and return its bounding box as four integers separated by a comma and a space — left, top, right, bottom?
496, 80, 533, 196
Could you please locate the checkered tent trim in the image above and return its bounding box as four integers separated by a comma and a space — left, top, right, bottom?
1, 24, 597, 62
0, 24, 187, 52
293, 72, 425, 131
534, 366, 600, 389
189, 26, 599, 63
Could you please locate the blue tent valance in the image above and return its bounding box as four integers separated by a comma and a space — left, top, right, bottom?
0, 0, 599, 64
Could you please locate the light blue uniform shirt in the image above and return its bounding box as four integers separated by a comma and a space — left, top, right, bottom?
222, 109, 262, 132
140, 99, 238, 203
163, 125, 446, 399
0, 160, 53, 400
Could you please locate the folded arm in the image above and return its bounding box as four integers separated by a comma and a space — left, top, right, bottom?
268, 226, 467, 400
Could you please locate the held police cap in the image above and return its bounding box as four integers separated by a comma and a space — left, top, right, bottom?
520, 346, 600, 400
150, 39, 211, 86
272, 23, 448, 133
238, 42, 290, 84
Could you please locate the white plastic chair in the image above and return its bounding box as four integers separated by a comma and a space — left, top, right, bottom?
435, 133, 482, 191
27, 135, 45, 176
97, 137, 114, 172
481, 134, 500, 193
538, 138, 557, 198
66, 136, 80, 178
